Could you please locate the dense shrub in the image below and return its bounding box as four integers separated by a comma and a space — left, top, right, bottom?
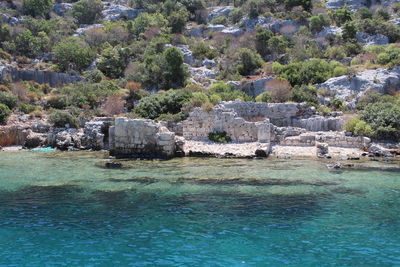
272, 59, 346, 86
255, 91, 272, 102
344, 117, 374, 137
235, 48, 264, 76
52, 37, 96, 72
131, 90, 192, 120
72, 0, 103, 25
208, 131, 232, 143
360, 101, 400, 140
192, 42, 216, 60
53, 81, 122, 108
48, 110, 79, 128
3, 30, 49, 58
0, 104, 11, 124
209, 82, 252, 101
19, 104, 37, 114
23, 0, 53, 18
290, 85, 318, 105
0, 91, 18, 110
97, 46, 130, 78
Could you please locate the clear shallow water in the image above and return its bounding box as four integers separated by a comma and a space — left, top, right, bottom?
0, 151, 399, 266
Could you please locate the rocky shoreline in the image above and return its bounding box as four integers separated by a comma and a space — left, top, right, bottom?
1, 100, 399, 161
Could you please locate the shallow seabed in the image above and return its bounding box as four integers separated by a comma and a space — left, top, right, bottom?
0, 151, 399, 266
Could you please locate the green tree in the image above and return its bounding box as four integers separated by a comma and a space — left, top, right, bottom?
162, 47, 188, 88
168, 9, 189, 33
97, 45, 130, 79
331, 6, 352, 26
52, 37, 96, 71
23, 0, 53, 18
342, 21, 357, 41
235, 48, 264, 76
255, 26, 273, 57
0, 104, 11, 124
72, 0, 103, 25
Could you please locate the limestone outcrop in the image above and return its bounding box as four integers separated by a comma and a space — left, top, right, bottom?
109, 118, 176, 159
0, 62, 81, 87
81, 117, 114, 150
102, 4, 143, 22
317, 67, 400, 107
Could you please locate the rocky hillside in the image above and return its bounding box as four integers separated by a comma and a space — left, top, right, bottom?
0, 0, 399, 141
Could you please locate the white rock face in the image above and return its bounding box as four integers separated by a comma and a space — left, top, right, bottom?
207, 6, 235, 21
102, 4, 143, 22
389, 18, 400, 27
240, 17, 299, 34
317, 68, 400, 103
109, 118, 175, 158
356, 32, 389, 47
0, 13, 19, 25
326, 0, 369, 10
75, 24, 105, 36
318, 26, 342, 38
240, 77, 274, 97
53, 3, 73, 16
189, 65, 218, 83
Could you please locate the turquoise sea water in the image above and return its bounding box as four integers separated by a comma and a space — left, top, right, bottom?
0, 151, 399, 266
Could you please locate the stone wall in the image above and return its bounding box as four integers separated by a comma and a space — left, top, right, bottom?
280, 132, 371, 149
109, 118, 175, 158
1, 63, 81, 87
182, 106, 271, 142
219, 101, 342, 131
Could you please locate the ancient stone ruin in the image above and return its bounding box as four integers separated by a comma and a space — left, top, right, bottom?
109, 118, 175, 159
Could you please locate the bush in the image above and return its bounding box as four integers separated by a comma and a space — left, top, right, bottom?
23, 0, 53, 18
192, 42, 216, 60
0, 91, 18, 110
209, 82, 252, 101
360, 101, 400, 140
72, 0, 103, 25
272, 59, 346, 86
290, 85, 318, 105
52, 37, 96, 72
48, 110, 79, 128
19, 104, 36, 114
344, 117, 374, 137
265, 78, 292, 103
0, 104, 11, 124
235, 48, 264, 76
208, 131, 232, 143
132, 89, 192, 120
97, 46, 129, 79
255, 91, 272, 102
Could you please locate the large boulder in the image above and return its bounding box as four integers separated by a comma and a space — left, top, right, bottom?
75, 24, 105, 36
24, 130, 46, 148
318, 26, 342, 38
356, 32, 389, 47
317, 67, 400, 107
0, 13, 19, 26
207, 6, 235, 21
53, 3, 73, 16
81, 117, 113, 150
240, 77, 274, 97
102, 4, 143, 22
47, 128, 84, 150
